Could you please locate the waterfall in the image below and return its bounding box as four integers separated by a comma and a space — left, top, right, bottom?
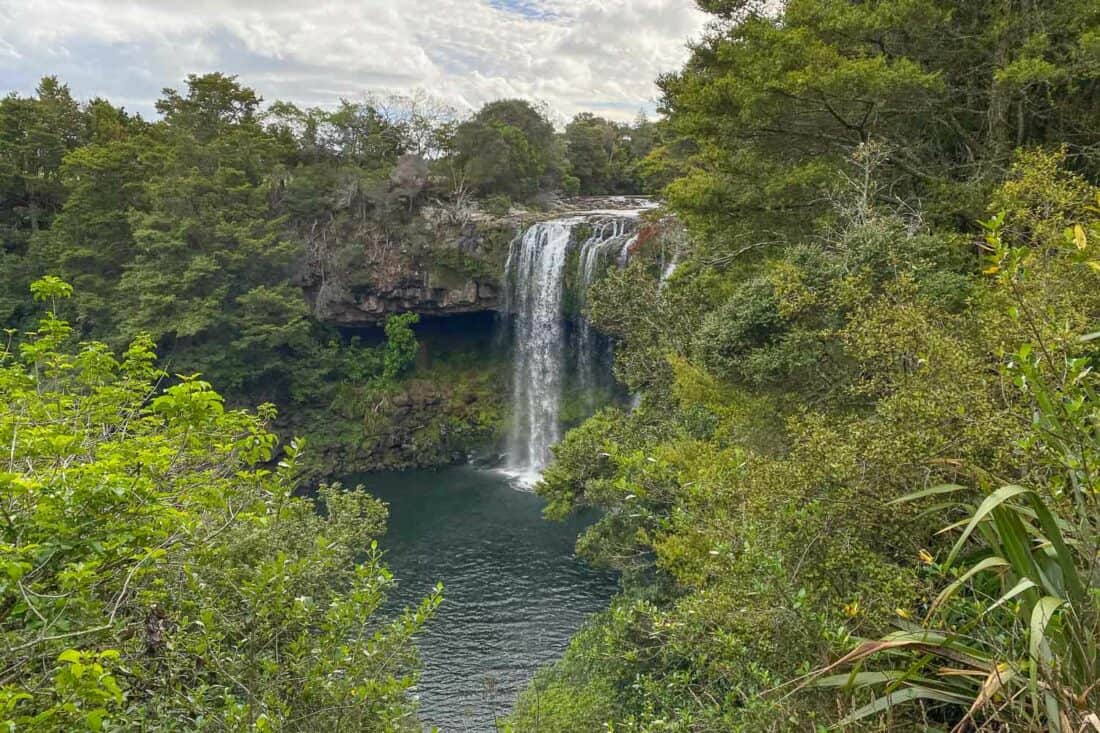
659, 251, 680, 289
502, 212, 641, 486
576, 219, 635, 412
503, 219, 575, 486
616, 233, 640, 267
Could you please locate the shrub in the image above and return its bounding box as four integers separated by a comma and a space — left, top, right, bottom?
0, 279, 439, 731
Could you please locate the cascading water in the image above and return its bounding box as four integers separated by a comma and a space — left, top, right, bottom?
502, 211, 643, 486
576, 219, 636, 411
503, 219, 575, 486
659, 251, 680, 289
616, 232, 640, 267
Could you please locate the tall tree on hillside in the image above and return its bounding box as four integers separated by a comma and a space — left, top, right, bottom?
0, 78, 87, 326
565, 113, 618, 194
564, 112, 657, 195
657, 0, 1100, 241
115, 73, 310, 395
33, 100, 145, 333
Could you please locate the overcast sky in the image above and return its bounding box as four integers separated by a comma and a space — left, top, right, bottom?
0, 0, 708, 122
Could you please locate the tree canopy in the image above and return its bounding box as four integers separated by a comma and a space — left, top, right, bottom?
507, 1, 1100, 730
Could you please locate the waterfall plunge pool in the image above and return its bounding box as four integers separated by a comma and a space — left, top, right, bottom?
341, 207, 651, 728
352, 466, 616, 731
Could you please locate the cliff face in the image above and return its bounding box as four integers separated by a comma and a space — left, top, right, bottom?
300, 207, 517, 326
300, 196, 655, 326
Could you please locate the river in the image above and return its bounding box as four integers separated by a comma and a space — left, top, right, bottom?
355, 466, 616, 731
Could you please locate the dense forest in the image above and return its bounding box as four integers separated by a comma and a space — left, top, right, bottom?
2, 0, 1099, 730
0, 73, 658, 477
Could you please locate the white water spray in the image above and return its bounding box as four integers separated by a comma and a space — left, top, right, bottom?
502, 219, 575, 486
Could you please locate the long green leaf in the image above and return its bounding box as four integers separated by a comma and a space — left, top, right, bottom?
928, 556, 1009, 619
1025, 493, 1087, 605
915, 501, 968, 522
1029, 595, 1066, 730
946, 485, 1032, 567
988, 501, 1049, 595
813, 670, 908, 688
890, 484, 969, 506
985, 577, 1037, 615
837, 685, 972, 726
809, 631, 950, 681
1028, 596, 1065, 666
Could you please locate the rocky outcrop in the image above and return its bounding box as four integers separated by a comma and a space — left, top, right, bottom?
301, 210, 516, 325
296, 365, 507, 478
299, 196, 656, 326
336, 280, 499, 321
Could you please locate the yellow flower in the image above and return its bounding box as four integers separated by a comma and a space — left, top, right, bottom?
919, 549, 934, 565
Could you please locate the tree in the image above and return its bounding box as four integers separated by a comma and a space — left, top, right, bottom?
115, 74, 306, 393
383, 312, 420, 380
0, 279, 439, 730
371, 90, 459, 159
451, 99, 560, 199
35, 112, 145, 334
0, 78, 87, 327
564, 112, 658, 195
656, 0, 1100, 241
564, 113, 615, 194
155, 72, 262, 141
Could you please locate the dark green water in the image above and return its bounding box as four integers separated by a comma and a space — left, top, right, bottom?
356, 466, 616, 732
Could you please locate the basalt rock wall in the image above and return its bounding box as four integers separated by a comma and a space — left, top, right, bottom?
298, 196, 658, 326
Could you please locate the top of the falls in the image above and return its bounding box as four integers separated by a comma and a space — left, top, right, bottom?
543, 196, 658, 220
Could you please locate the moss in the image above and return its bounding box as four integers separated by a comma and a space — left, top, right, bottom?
295, 343, 509, 478
483, 194, 513, 217
420, 220, 517, 285
427, 246, 497, 284
560, 241, 584, 317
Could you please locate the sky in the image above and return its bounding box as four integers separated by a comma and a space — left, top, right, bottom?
0, 0, 709, 123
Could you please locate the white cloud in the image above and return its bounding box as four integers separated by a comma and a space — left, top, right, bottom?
0, 0, 708, 121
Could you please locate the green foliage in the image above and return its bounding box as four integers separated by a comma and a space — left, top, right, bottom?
383, 313, 420, 380
813, 179, 1100, 731
0, 74, 643, 484
114, 75, 301, 391
0, 73, 519, 477
517, 90, 1100, 729
451, 99, 561, 200
0, 78, 130, 328
563, 113, 656, 195
652, 0, 1100, 244
5, 7, 1100, 727
0, 279, 438, 731
482, 194, 513, 217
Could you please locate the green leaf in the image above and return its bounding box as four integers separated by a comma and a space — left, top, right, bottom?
84, 708, 107, 731
946, 485, 1032, 567
889, 483, 968, 506
812, 670, 908, 688
986, 577, 1038, 614
838, 685, 972, 725
1028, 596, 1065, 666
928, 556, 1010, 618
1025, 494, 1087, 604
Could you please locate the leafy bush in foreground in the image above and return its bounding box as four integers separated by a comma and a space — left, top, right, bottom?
814, 200, 1100, 731
0, 278, 439, 731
